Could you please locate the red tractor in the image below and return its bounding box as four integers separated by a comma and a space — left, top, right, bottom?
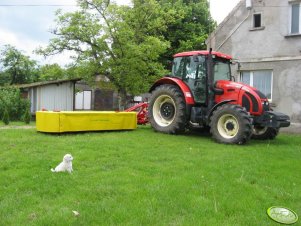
148, 50, 290, 144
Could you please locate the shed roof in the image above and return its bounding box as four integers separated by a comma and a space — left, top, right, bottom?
17, 78, 82, 89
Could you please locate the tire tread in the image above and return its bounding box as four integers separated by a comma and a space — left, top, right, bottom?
209, 104, 252, 144
148, 85, 186, 134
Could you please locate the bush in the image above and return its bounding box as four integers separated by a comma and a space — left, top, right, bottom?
0, 86, 30, 121
2, 108, 9, 125
23, 108, 31, 124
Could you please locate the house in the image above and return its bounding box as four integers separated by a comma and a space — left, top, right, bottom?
19, 78, 81, 114
207, 0, 301, 123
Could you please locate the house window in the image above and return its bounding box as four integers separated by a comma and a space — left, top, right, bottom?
240, 70, 273, 100
253, 13, 262, 28
291, 3, 301, 34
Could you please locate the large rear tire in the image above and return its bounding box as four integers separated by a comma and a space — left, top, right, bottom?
148, 85, 186, 134
210, 104, 252, 144
252, 126, 279, 140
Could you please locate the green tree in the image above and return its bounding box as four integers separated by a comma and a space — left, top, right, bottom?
37, 0, 170, 107
0, 71, 10, 86
0, 45, 39, 85
37, 0, 214, 107
158, 0, 216, 65
39, 63, 66, 81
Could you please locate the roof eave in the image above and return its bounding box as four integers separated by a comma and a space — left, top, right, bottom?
16, 78, 82, 89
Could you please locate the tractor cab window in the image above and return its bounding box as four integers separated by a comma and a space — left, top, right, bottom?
185, 56, 206, 103
172, 55, 207, 103
172, 56, 205, 78
185, 57, 197, 80
172, 56, 202, 80
213, 59, 231, 82
172, 57, 186, 79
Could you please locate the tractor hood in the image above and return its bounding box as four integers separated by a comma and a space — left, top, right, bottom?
215, 80, 267, 99
216, 80, 259, 93
215, 80, 268, 115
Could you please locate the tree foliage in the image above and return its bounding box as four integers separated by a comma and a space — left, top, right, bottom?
39, 63, 67, 81
158, 0, 216, 63
37, 0, 171, 105
37, 0, 214, 106
0, 45, 39, 85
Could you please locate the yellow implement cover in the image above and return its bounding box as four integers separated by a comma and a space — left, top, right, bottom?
36, 111, 137, 133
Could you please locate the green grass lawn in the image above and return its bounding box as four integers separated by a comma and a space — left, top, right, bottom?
0, 126, 301, 225
0, 121, 36, 127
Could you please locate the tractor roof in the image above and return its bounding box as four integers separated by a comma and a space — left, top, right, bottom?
173, 51, 232, 60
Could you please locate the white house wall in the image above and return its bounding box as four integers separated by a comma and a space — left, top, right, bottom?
36, 82, 74, 111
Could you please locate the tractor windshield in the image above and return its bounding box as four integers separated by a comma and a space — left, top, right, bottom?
213, 58, 231, 81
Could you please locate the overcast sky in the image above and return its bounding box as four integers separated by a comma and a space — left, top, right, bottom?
0, 0, 240, 66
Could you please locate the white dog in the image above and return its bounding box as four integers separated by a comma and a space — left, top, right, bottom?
51, 154, 73, 173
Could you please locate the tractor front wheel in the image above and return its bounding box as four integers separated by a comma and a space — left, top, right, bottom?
148, 84, 186, 134
210, 104, 252, 144
252, 126, 279, 140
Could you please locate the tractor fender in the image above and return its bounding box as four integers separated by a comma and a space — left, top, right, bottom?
206, 100, 235, 123
149, 76, 195, 105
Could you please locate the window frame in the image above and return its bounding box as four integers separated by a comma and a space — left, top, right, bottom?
239, 70, 273, 101
249, 11, 265, 31
253, 13, 262, 28
75, 90, 92, 110
289, 2, 301, 34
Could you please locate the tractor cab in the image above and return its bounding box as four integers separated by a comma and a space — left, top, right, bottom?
171, 51, 232, 103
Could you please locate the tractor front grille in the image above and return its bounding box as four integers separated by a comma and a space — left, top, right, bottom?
242, 92, 259, 113
242, 95, 251, 112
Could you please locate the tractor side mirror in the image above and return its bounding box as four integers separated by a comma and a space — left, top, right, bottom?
231, 59, 241, 70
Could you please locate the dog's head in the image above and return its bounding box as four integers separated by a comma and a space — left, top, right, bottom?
63, 154, 73, 162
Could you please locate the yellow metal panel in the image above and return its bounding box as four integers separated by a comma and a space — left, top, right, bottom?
36, 111, 137, 133
36, 111, 60, 133
59, 111, 137, 132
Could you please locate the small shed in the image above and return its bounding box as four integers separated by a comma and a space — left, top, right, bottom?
19, 78, 81, 114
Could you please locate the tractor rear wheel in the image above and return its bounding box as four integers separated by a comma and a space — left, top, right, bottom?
148, 84, 186, 134
210, 104, 252, 144
252, 126, 279, 140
